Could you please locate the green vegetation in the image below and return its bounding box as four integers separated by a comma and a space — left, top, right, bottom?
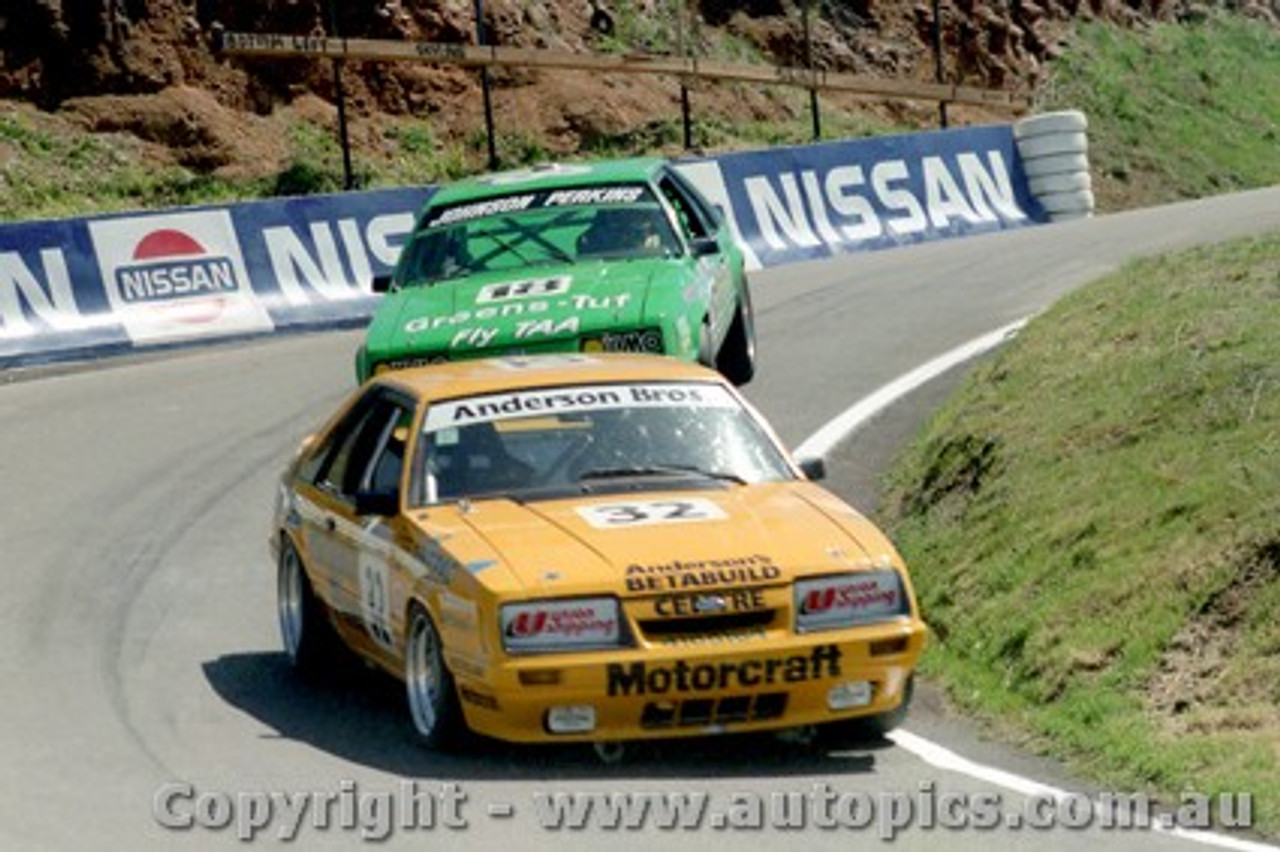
880, 234, 1280, 833
0, 92, 903, 221
872, 15, 1280, 830
4, 9, 1280, 222
588, 0, 767, 65
0, 115, 249, 220
1042, 12, 1280, 208
577, 98, 904, 158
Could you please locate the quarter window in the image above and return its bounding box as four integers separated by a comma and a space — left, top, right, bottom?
658, 172, 715, 240
313, 392, 415, 501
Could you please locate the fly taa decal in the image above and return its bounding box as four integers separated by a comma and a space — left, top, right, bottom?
606, 645, 842, 696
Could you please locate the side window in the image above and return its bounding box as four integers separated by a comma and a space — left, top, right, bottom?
659, 172, 716, 240
366, 406, 415, 496
303, 393, 378, 489
314, 393, 414, 500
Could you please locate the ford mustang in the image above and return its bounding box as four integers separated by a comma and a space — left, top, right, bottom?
355, 158, 756, 386
271, 354, 926, 751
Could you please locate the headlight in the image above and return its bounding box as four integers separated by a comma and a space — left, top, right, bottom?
500, 597, 624, 654
580, 328, 664, 353
794, 571, 908, 633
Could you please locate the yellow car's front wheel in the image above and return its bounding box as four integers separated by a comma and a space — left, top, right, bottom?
405, 605, 468, 749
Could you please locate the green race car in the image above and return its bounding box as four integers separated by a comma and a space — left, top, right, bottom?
356, 158, 757, 384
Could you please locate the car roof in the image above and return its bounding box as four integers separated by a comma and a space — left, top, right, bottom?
426, 157, 670, 206
374, 353, 729, 403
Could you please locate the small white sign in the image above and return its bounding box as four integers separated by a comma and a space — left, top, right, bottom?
475, 276, 571, 303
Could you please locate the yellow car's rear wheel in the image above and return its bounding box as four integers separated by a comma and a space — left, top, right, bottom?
405, 605, 468, 748
277, 538, 340, 678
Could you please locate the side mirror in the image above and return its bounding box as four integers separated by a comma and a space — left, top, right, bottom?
371, 273, 393, 294
690, 236, 719, 257
354, 489, 400, 517
797, 457, 826, 482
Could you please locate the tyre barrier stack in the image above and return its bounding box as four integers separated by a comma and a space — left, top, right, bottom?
1013, 110, 1094, 222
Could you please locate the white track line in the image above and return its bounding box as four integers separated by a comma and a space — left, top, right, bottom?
891, 731, 1277, 850
796, 320, 1279, 851
793, 319, 1027, 461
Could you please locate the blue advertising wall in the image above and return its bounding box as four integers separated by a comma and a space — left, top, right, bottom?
0, 124, 1044, 370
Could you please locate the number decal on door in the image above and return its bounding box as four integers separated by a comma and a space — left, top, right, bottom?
359, 555, 394, 648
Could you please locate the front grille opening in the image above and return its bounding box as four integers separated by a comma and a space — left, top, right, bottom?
638, 610, 775, 638
640, 692, 789, 729
679, 699, 714, 726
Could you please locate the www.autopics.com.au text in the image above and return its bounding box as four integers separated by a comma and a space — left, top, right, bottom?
152, 780, 1254, 842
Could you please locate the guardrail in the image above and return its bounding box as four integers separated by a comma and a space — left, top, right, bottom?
215, 31, 1032, 111
0, 115, 1089, 371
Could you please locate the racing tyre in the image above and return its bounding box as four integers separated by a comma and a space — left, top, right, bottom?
1013, 110, 1088, 140
1050, 209, 1092, 223
590, 8, 615, 35
1037, 189, 1095, 216
1015, 131, 1088, 160
277, 538, 341, 679
1019, 152, 1090, 179
697, 318, 716, 370
1027, 170, 1092, 196
716, 279, 757, 386
405, 605, 469, 750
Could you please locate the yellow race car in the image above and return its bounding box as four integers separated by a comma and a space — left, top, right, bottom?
270, 353, 926, 751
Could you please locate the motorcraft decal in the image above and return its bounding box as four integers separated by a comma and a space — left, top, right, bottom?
606, 644, 841, 696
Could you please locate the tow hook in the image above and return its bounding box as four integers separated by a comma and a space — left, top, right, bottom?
592, 740, 626, 764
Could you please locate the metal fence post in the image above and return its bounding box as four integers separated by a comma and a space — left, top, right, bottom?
326, 0, 355, 189
932, 0, 949, 128
475, 0, 499, 171
803, 0, 821, 141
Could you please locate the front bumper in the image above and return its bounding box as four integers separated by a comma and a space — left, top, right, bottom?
365, 323, 690, 378
449, 620, 926, 743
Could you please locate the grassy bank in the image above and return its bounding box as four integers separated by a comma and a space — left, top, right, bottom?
1042, 12, 1280, 211
879, 234, 1280, 834
0, 95, 899, 222
6, 12, 1280, 222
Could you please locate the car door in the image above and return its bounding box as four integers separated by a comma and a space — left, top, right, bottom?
658, 170, 737, 346
295, 388, 416, 660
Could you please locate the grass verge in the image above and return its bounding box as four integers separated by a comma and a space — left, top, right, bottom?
1042, 12, 1280, 211
878, 234, 1280, 836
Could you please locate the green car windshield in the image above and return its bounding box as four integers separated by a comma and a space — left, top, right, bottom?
396, 184, 681, 285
